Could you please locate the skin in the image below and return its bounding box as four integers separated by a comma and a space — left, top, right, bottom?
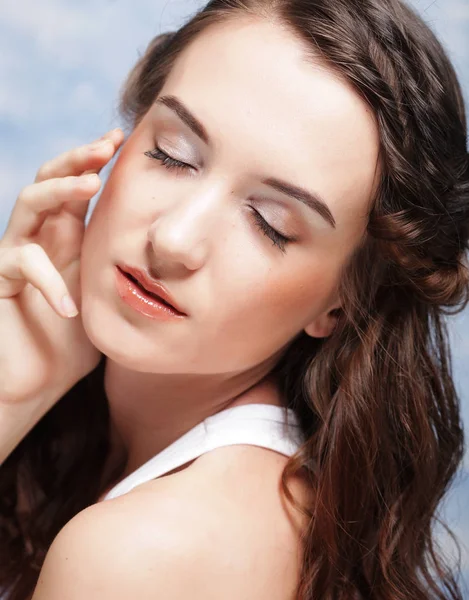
32, 16, 382, 599
80, 17, 380, 486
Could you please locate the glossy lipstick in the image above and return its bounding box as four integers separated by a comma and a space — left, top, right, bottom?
115, 266, 186, 320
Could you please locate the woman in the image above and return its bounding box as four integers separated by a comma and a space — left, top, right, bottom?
0, 0, 468, 597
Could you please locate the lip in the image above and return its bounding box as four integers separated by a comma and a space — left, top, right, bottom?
117, 264, 187, 316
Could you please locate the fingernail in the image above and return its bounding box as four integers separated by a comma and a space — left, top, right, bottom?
101, 128, 120, 140
83, 173, 100, 184
61, 294, 78, 318
90, 138, 113, 150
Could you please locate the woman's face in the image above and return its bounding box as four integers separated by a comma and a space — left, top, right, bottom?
80, 17, 380, 375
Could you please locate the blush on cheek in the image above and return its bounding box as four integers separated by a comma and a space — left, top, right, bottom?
261, 271, 337, 324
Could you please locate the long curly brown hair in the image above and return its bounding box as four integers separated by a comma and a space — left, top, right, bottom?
1, 0, 469, 598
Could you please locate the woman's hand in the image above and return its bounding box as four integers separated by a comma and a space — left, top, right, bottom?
0, 128, 124, 404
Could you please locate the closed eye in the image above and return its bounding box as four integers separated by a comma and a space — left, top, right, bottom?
249, 208, 292, 253
144, 146, 294, 253
144, 147, 194, 174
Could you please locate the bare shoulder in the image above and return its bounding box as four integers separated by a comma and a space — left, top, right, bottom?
182, 441, 310, 536
135, 442, 310, 584
32, 445, 308, 600
151, 443, 309, 593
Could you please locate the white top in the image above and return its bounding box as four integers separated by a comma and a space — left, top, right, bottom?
101, 403, 305, 502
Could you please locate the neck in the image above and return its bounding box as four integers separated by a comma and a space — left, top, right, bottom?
103, 357, 283, 481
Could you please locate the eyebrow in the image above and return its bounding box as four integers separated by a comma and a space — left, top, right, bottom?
154, 94, 336, 228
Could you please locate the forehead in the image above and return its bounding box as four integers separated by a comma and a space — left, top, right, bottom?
155, 17, 380, 232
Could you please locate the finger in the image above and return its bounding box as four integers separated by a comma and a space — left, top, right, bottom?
0, 243, 78, 318
34, 128, 124, 183
3, 173, 101, 244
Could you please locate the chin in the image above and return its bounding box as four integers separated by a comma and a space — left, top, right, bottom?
79, 294, 181, 373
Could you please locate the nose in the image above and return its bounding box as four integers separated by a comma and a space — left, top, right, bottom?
146, 183, 226, 272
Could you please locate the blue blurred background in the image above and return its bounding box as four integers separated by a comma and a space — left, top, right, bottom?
0, 0, 467, 592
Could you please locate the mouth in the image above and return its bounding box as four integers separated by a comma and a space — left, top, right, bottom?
115, 266, 187, 318
115, 264, 187, 317
117, 267, 165, 310
123, 270, 174, 307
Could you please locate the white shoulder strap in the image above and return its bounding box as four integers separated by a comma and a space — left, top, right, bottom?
102, 403, 304, 501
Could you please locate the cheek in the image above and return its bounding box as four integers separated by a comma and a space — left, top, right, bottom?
215, 257, 339, 343
255, 266, 336, 323
82, 159, 141, 261
194, 260, 336, 370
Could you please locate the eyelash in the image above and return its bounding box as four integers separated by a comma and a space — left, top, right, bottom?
144, 146, 292, 253
144, 147, 192, 174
